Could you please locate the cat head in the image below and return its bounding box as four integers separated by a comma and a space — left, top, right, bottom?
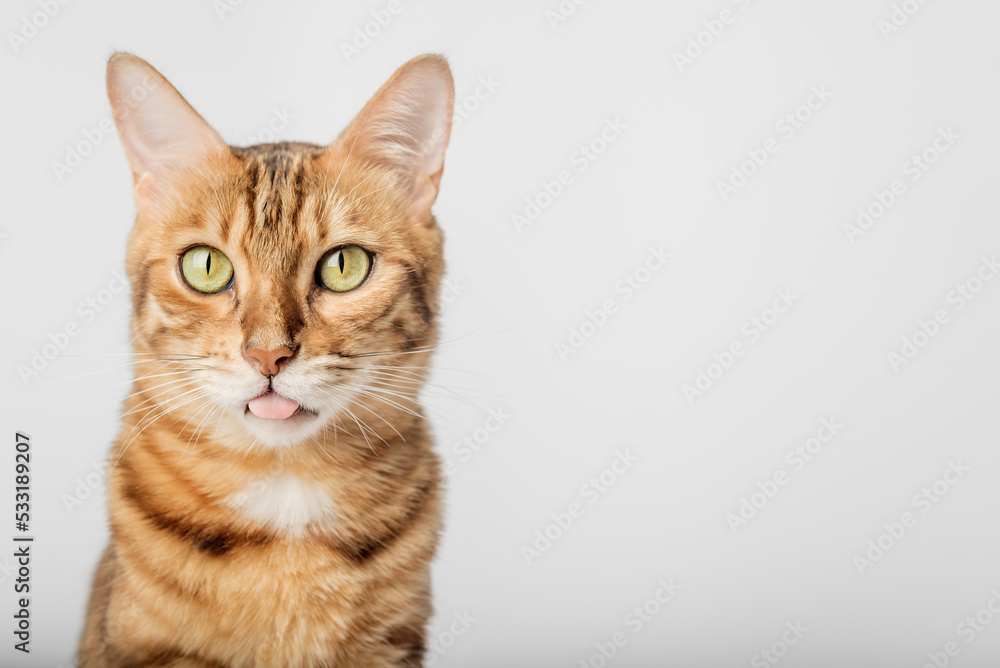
107, 53, 453, 449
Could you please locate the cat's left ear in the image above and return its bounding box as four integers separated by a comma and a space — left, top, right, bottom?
332, 54, 455, 216
106, 53, 229, 206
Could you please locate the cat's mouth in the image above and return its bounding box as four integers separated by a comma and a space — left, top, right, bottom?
245, 391, 313, 421
239, 389, 322, 447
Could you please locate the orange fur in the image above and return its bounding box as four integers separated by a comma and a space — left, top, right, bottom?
78, 53, 454, 667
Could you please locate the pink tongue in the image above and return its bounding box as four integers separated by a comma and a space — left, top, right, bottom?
248, 392, 300, 420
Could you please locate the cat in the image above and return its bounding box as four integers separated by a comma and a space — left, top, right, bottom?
77, 52, 454, 667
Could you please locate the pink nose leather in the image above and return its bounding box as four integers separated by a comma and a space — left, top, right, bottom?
243, 346, 294, 377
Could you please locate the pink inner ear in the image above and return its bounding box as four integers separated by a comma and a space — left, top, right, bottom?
407, 73, 453, 176
340, 57, 454, 208
107, 54, 227, 188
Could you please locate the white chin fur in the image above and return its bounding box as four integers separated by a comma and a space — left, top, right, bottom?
240, 410, 325, 448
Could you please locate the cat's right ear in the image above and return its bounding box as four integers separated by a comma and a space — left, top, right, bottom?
106, 53, 229, 207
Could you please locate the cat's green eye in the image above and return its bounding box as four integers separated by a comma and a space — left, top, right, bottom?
181, 246, 234, 294
317, 245, 371, 293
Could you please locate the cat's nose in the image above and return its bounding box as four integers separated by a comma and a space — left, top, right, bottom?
243, 346, 295, 377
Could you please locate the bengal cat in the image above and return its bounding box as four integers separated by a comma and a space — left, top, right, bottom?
77, 52, 454, 667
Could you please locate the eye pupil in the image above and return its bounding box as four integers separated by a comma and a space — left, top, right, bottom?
181, 246, 233, 294
317, 245, 371, 293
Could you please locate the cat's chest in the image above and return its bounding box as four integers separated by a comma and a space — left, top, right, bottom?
226, 473, 336, 535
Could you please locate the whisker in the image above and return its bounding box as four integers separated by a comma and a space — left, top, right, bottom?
352, 387, 422, 419
122, 385, 206, 417
176, 400, 222, 470
112, 390, 210, 473
118, 376, 202, 403
39, 359, 213, 381
53, 352, 206, 358
317, 386, 387, 454
118, 380, 205, 417
342, 393, 407, 444
96, 369, 204, 397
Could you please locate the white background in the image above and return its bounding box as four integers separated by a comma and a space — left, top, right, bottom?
2, 0, 1000, 666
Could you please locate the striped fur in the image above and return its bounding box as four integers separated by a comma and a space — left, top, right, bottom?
78, 54, 454, 667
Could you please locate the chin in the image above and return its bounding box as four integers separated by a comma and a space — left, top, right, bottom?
241, 409, 325, 449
